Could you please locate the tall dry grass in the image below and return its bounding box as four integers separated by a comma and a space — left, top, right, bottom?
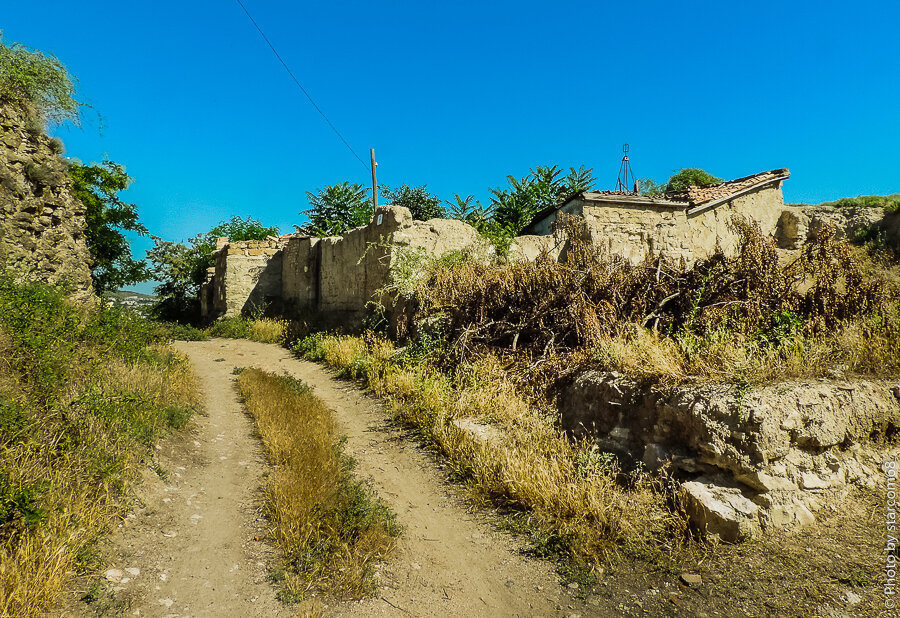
206, 316, 286, 343
0, 275, 202, 616
296, 334, 684, 566
236, 369, 398, 600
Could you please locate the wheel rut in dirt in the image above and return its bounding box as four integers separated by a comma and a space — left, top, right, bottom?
75, 338, 590, 617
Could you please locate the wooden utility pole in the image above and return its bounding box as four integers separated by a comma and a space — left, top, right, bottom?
370, 148, 378, 209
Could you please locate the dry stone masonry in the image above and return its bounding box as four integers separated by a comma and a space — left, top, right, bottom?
0, 101, 93, 298
560, 372, 900, 541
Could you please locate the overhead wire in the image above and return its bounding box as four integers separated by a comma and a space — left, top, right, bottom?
234, 0, 369, 171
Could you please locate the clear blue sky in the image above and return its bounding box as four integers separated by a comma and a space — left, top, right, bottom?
4, 1, 899, 293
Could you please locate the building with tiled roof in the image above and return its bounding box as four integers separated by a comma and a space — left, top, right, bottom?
521, 169, 791, 264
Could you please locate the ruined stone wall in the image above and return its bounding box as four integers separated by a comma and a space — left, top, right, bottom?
281, 236, 320, 315
204, 206, 484, 323
203, 236, 287, 319
578, 183, 787, 264
560, 371, 900, 541
581, 201, 683, 263
0, 101, 93, 298
669, 183, 786, 259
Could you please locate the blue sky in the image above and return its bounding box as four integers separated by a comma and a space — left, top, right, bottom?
4, 1, 899, 293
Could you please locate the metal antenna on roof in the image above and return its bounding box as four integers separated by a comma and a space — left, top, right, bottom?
615, 144, 638, 194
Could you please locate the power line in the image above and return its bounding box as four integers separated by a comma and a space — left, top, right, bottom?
234, 0, 369, 170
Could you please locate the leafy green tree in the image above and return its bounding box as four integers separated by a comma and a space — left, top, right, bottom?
381, 184, 445, 220
299, 182, 372, 236
665, 168, 723, 192
446, 194, 494, 226
70, 161, 150, 294
490, 165, 595, 233
637, 178, 666, 196
0, 36, 83, 126
148, 216, 278, 322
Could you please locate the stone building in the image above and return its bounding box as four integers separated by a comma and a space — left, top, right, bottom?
522, 169, 792, 263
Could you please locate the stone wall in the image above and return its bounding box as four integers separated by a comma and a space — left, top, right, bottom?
203, 206, 484, 323
202, 236, 288, 318
560, 371, 900, 541
527, 183, 788, 265
0, 101, 93, 298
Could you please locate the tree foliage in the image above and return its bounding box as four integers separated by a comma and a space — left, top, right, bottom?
70, 161, 149, 294
0, 36, 82, 126
299, 182, 372, 237
490, 165, 595, 234
664, 168, 723, 192
148, 216, 278, 322
446, 194, 494, 227
381, 184, 445, 220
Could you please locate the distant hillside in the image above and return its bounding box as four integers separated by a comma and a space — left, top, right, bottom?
105, 289, 157, 311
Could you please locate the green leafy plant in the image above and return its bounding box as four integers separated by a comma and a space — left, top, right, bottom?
0, 36, 83, 126
664, 168, 723, 192
70, 160, 150, 294
381, 184, 445, 220
490, 165, 595, 234
299, 182, 372, 236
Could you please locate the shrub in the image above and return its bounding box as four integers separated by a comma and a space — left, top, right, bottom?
0, 38, 82, 126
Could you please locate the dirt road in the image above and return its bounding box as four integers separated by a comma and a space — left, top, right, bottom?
70, 339, 591, 617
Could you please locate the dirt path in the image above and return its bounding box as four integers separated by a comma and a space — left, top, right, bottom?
72, 338, 592, 617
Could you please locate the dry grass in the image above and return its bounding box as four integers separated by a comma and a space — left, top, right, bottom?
0, 276, 203, 616
297, 334, 684, 567
206, 316, 286, 343
398, 217, 900, 384
236, 368, 398, 600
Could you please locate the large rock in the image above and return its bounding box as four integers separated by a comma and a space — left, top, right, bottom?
681, 477, 760, 542
559, 371, 900, 536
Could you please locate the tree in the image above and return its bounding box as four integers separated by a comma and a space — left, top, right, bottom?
70, 161, 150, 294
148, 216, 278, 322
0, 36, 83, 126
381, 184, 445, 220
299, 182, 372, 237
446, 194, 494, 227
490, 165, 595, 233
637, 178, 666, 196
665, 168, 723, 192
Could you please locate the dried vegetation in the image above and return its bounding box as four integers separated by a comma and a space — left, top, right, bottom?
235, 368, 398, 601
400, 215, 900, 385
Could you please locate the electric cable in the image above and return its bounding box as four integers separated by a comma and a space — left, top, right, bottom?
234, 0, 369, 170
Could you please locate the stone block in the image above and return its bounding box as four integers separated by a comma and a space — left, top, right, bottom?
682, 476, 760, 542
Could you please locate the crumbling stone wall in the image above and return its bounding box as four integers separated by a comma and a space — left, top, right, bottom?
583, 184, 785, 264
560, 371, 900, 541
202, 236, 287, 318
203, 206, 484, 323
0, 101, 93, 298
527, 183, 789, 264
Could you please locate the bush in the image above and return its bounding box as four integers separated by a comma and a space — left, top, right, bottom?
0, 37, 82, 126
824, 194, 900, 216
665, 168, 723, 192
